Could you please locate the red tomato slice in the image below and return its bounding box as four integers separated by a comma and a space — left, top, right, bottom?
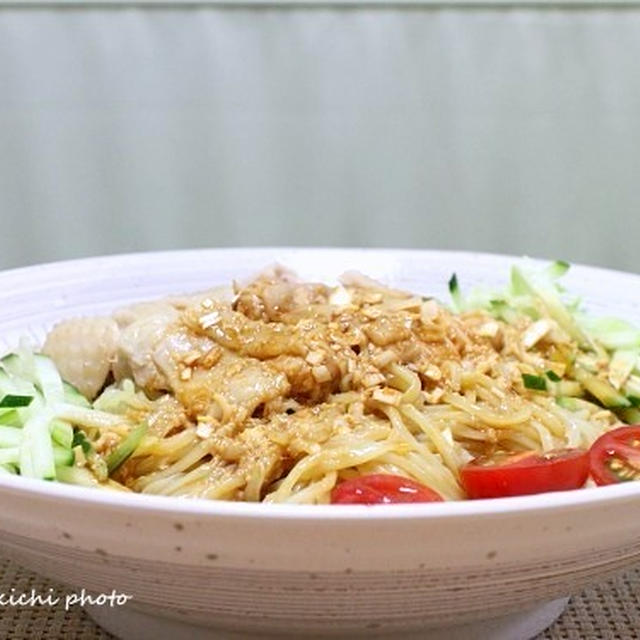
460, 448, 590, 499
330, 474, 444, 504
589, 425, 640, 486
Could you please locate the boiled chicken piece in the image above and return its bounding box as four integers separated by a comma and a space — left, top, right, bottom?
42, 317, 119, 399
43, 289, 291, 422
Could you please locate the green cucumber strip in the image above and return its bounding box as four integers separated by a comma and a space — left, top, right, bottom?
0, 394, 33, 409
554, 380, 583, 397
522, 374, 547, 391
581, 317, 640, 351
55, 465, 99, 487
0, 447, 20, 466
575, 368, 631, 409
33, 355, 64, 404
50, 420, 74, 449
515, 265, 592, 349
556, 396, 580, 411
20, 411, 55, 480
63, 382, 91, 408
546, 370, 562, 382
0, 426, 22, 448
488, 299, 519, 324
448, 273, 462, 311
0, 353, 22, 377
53, 445, 74, 467
544, 260, 570, 279
107, 423, 148, 473
617, 407, 640, 425
0, 410, 21, 427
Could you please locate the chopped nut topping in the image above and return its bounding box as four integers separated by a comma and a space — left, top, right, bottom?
522, 319, 553, 349
421, 363, 442, 381
361, 292, 383, 304
362, 306, 382, 319
305, 350, 325, 366
372, 387, 403, 406
477, 321, 500, 338
372, 349, 396, 369
312, 365, 332, 383
182, 350, 201, 366
200, 311, 221, 329
196, 423, 213, 439
424, 388, 445, 404
362, 372, 386, 388
420, 299, 440, 323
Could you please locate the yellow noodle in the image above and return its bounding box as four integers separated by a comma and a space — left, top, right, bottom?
442, 392, 532, 427
284, 472, 338, 504
73, 269, 628, 504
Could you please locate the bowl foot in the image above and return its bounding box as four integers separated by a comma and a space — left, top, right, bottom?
86, 597, 569, 640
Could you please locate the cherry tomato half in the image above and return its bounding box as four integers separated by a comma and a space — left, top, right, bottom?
460, 449, 590, 499
330, 474, 444, 504
589, 425, 640, 486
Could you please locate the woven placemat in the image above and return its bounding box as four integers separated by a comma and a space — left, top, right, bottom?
0, 556, 638, 639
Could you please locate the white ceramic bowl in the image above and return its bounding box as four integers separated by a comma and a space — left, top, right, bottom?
1, 248, 640, 640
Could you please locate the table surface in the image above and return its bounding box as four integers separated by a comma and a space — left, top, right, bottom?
0, 557, 639, 639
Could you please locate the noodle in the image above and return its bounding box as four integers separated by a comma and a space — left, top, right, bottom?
41, 265, 628, 503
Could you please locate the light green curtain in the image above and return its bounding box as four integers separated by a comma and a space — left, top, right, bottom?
1, 5, 639, 271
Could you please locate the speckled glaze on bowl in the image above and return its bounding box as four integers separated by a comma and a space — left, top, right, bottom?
1, 248, 640, 640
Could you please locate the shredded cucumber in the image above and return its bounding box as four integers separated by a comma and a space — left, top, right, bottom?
63, 382, 91, 408
50, 420, 74, 450
0, 410, 21, 427
449, 260, 640, 413
0, 348, 141, 488
55, 465, 99, 487
20, 410, 56, 480
0, 447, 20, 466
106, 423, 148, 473
0, 426, 23, 448
0, 350, 112, 482
53, 444, 74, 467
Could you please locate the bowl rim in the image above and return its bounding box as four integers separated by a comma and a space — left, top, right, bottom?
1, 471, 640, 521
1, 245, 635, 276
2, 246, 640, 522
